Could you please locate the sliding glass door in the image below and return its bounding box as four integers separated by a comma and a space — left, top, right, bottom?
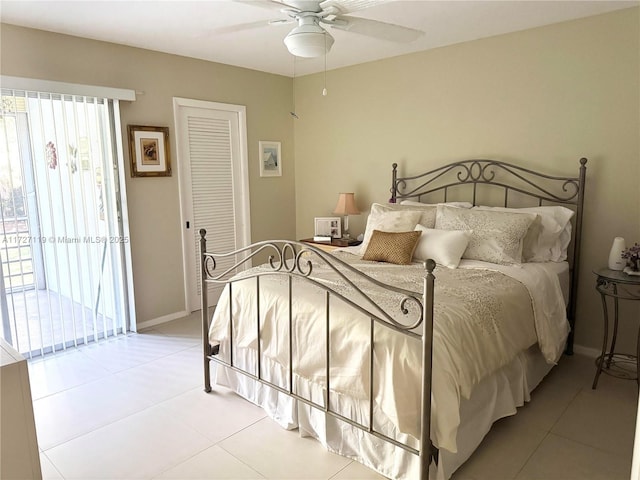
0, 89, 132, 358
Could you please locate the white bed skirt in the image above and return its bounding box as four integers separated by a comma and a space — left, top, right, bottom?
212, 343, 553, 480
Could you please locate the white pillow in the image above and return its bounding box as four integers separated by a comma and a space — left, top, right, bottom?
370, 202, 436, 228
436, 205, 536, 265
556, 222, 573, 262
358, 208, 422, 255
475, 205, 574, 262
413, 225, 472, 268
401, 200, 473, 209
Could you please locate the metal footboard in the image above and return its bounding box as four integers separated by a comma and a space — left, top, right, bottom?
199, 229, 437, 479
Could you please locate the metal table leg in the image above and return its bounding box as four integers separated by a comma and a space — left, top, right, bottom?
637, 317, 640, 388
593, 290, 610, 389
606, 284, 619, 368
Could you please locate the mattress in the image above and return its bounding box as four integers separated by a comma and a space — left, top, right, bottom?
208, 254, 570, 478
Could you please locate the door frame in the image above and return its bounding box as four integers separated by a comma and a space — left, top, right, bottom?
173, 97, 251, 313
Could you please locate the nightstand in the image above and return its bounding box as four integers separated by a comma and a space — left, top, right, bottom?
300, 237, 361, 253
592, 268, 640, 389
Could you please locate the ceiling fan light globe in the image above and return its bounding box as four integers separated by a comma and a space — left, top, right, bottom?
284, 25, 334, 57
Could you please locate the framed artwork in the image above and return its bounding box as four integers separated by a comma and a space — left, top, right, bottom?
128, 125, 171, 177
314, 217, 342, 239
259, 141, 282, 177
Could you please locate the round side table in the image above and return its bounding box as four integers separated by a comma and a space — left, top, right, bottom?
592, 268, 640, 389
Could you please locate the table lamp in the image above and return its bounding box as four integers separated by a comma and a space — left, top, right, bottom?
333, 192, 360, 238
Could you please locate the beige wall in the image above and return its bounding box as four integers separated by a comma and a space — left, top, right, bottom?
1, 8, 638, 350
0, 24, 296, 325
293, 8, 640, 351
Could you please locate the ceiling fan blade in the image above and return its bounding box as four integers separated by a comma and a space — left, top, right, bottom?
319, 0, 388, 15
211, 19, 278, 35
330, 16, 423, 43
234, 0, 302, 12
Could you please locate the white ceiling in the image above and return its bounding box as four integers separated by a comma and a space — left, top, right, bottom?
1, 0, 637, 77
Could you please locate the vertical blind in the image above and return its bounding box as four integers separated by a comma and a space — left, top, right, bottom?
0, 88, 131, 357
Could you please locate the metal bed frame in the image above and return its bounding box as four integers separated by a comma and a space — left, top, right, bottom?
200, 236, 438, 478
390, 157, 587, 354
200, 158, 587, 480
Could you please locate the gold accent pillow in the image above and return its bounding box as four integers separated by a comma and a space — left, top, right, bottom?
362, 230, 422, 265
358, 209, 422, 255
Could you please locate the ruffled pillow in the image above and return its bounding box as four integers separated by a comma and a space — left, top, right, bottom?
400, 200, 473, 209
475, 205, 574, 262
370, 202, 437, 228
435, 205, 535, 265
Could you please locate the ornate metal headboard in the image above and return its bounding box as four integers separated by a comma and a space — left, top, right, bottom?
390, 158, 588, 354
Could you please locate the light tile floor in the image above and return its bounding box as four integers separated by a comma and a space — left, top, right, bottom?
30, 313, 637, 480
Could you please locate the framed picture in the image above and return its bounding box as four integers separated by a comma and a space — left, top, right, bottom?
314, 217, 342, 239
128, 125, 171, 177
259, 141, 282, 177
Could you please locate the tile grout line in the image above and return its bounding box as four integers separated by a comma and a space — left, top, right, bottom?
31, 316, 205, 478
216, 420, 274, 480
215, 414, 271, 446
512, 380, 584, 479
548, 431, 635, 460
43, 394, 215, 480
28, 348, 114, 401
31, 337, 198, 404
37, 354, 203, 455
327, 460, 356, 480
37, 392, 155, 452
215, 416, 365, 480
148, 384, 268, 478
147, 443, 220, 479
40, 450, 66, 480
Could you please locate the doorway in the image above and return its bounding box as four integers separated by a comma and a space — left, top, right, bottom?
173, 98, 251, 312
0, 87, 134, 357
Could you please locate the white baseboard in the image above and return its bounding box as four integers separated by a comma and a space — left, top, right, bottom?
136, 310, 190, 331
572, 343, 600, 358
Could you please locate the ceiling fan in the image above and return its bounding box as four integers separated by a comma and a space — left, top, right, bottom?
216, 0, 424, 58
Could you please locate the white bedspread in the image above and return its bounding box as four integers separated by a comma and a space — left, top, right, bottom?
208, 253, 569, 453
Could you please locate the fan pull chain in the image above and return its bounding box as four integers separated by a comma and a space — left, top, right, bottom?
291, 54, 299, 119
322, 33, 328, 96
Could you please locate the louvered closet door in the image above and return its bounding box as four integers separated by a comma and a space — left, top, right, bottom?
174, 99, 251, 311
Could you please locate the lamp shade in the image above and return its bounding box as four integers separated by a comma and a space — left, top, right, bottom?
333, 193, 360, 216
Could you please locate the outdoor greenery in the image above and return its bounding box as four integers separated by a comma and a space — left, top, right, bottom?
1, 186, 26, 218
